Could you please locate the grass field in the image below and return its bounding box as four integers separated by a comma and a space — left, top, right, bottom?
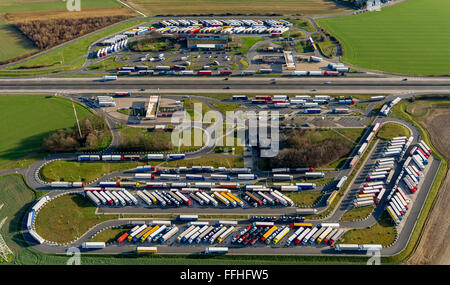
0, 174, 36, 263
126, 0, 350, 16
0, 0, 127, 63
317, 0, 450, 75
0, 95, 92, 167
377, 122, 411, 141
3, 18, 149, 74
39, 160, 143, 183
35, 194, 116, 243
89, 227, 132, 243
86, 56, 125, 71
339, 211, 396, 246
163, 156, 244, 168
340, 205, 375, 222
284, 192, 323, 207
0, 18, 38, 63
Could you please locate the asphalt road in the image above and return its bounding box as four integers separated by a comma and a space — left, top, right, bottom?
2, 77, 450, 95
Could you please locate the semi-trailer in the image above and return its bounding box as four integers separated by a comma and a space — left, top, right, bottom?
296, 183, 316, 190
257, 192, 275, 206
386, 206, 400, 225
261, 226, 278, 242
204, 247, 228, 254
329, 229, 345, 246
287, 227, 304, 246
296, 208, 318, 215
353, 200, 374, 208
141, 225, 162, 242
302, 226, 319, 245
273, 190, 294, 206
317, 227, 333, 244
135, 247, 157, 254
210, 226, 228, 244
81, 242, 106, 249
159, 226, 179, 243
336, 176, 348, 190
186, 174, 205, 181
273, 174, 293, 181
92, 191, 107, 205
27, 210, 35, 230
273, 227, 290, 244
231, 168, 252, 174
334, 244, 360, 251
294, 227, 311, 245
85, 191, 101, 206
290, 222, 313, 228
309, 227, 327, 244
188, 225, 209, 244
305, 172, 325, 178
326, 191, 338, 206
323, 229, 338, 244
216, 220, 238, 226
213, 192, 230, 206
245, 191, 263, 207
177, 225, 197, 243
210, 174, 231, 180
237, 174, 258, 180
217, 226, 236, 243
196, 226, 215, 243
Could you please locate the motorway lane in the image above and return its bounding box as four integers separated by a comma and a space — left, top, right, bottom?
2, 77, 450, 94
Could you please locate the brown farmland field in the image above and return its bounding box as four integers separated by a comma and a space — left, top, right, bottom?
124, 0, 350, 16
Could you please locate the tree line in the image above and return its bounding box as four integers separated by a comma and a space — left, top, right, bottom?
15, 16, 130, 50
271, 129, 353, 168
42, 114, 111, 152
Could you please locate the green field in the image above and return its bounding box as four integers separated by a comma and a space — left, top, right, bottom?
39, 160, 144, 183
0, 18, 38, 63
35, 194, 115, 243
0, 95, 92, 167
89, 227, 131, 243
339, 212, 396, 246
0, 0, 124, 63
2, 18, 149, 75
377, 122, 411, 141
317, 0, 450, 75
284, 192, 323, 207
340, 205, 375, 222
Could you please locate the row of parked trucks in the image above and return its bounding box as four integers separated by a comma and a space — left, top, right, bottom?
77, 153, 185, 162
156, 25, 290, 36
381, 136, 413, 158
379, 97, 402, 116
95, 39, 128, 58
117, 220, 344, 248
83, 186, 295, 209
349, 121, 381, 169
158, 19, 291, 36
116, 65, 233, 76
159, 19, 292, 28
384, 140, 432, 226
27, 196, 51, 244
